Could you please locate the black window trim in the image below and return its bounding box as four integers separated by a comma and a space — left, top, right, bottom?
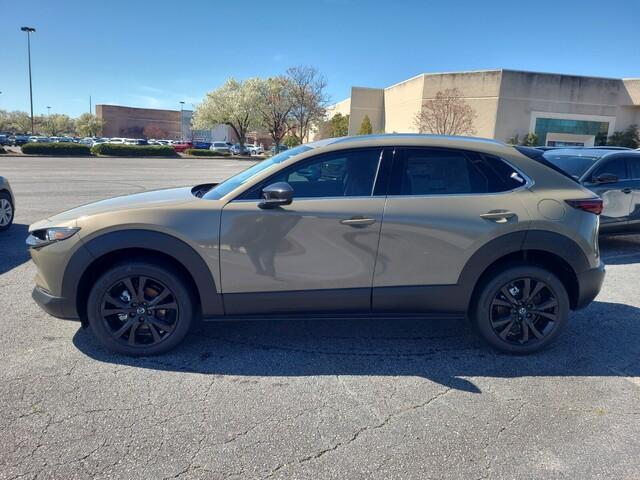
234, 146, 388, 201
387, 146, 532, 198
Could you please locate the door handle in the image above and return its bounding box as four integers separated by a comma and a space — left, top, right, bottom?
622, 188, 632, 194
480, 210, 516, 223
340, 216, 376, 226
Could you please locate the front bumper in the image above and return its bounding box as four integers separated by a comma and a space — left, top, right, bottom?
574, 260, 606, 310
32, 286, 80, 320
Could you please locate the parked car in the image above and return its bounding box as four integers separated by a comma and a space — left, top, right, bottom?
270, 144, 289, 154
0, 134, 9, 146
27, 134, 605, 356
525, 147, 640, 234
28, 136, 51, 143
192, 141, 212, 150
10, 135, 30, 146
172, 141, 192, 153
0, 176, 14, 231
209, 141, 231, 154
245, 143, 263, 155
230, 143, 248, 155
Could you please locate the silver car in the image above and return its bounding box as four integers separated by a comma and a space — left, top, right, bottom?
0, 176, 15, 231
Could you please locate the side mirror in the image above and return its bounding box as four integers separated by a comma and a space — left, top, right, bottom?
593, 173, 619, 184
259, 182, 293, 209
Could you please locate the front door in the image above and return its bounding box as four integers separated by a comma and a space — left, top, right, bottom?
624, 155, 640, 230
219, 148, 386, 315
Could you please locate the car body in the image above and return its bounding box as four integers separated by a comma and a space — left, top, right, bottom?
245, 143, 263, 155
209, 142, 231, 154
10, 135, 30, 146
230, 143, 252, 155
28, 134, 605, 356
172, 141, 192, 153
0, 134, 10, 146
532, 148, 640, 234
192, 141, 212, 150
0, 176, 15, 231
108, 138, 126, 144
28, 136, 51, 143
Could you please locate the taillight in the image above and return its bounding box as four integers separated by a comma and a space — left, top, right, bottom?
565, 198, 603, 215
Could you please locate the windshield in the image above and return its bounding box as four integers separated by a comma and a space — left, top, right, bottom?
542, 152, 599, 179
202, 144, 313, 200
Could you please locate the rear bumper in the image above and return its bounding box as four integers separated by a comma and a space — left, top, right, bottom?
32, 286, 80, 321
574, 261, 606, 310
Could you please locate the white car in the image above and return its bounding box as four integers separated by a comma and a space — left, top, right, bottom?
108, 138, 125, 144
209, 141, 231, 154
28, 136, 51, 143
245, 143, 264, 155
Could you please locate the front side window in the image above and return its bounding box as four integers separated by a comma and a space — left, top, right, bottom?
390, 148, 523, 196
242, 148, 382, 200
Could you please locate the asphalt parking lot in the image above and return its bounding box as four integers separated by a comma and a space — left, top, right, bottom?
1, 156, 639, 480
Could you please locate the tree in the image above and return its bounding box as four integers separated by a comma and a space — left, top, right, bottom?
193, 78, 261, 149
358, 115, 373, 135
43, 114, 75, 136
142, 124, 167, 140
253, 76, 294, 147
286, 66, 328, 143
283, 135, 301, 148
521, 133, 538, 146
413, 88, 477, 136
331, 113, 349, 137
607, 125, 639, 148
76, 113, 105, 137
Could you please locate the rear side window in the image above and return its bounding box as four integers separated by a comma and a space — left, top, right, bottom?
593, 158, 628, 181
389, 148, 524, 196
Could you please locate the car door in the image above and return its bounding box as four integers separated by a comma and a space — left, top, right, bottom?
219, 148, 387, 315
372, 147, 531, 313
583, 156, 632, 230
625, 154, 640, 230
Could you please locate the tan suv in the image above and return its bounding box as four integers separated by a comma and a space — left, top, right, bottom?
27, 135, 605, 355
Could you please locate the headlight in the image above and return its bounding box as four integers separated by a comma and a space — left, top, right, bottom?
26, 227, 80, 248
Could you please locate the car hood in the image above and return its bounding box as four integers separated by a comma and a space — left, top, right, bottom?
45, 186, 196, 223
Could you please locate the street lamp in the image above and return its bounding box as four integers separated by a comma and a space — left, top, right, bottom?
20, 26, 36, 135
179, 101, 185, 141
46, 106, 51, 135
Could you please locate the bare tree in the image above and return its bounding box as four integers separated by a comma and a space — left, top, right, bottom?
253, 76, 294, 147
413, 88, 477, 136
286, 66, 328, 143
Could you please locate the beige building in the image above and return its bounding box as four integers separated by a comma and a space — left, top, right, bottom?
325, 69, 640, 147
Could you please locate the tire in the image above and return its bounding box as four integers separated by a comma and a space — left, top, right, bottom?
473, 265, 569, 354
0, 191, 14, 231
87, 260, 194, 356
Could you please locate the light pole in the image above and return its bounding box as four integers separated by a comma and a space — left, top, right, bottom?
179, 101, 185, 141
21, 27, 36, 135
46, 106, 51, 135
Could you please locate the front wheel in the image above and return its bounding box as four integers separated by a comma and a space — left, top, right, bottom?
473, 265, 570, 354
87, 261, 194, 356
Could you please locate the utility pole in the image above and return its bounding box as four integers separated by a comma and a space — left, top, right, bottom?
89, 95, 92, 114
46, 106, 51, 134
20, 27, 36, 135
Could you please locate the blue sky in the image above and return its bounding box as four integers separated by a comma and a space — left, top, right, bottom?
2, 0, 639, 117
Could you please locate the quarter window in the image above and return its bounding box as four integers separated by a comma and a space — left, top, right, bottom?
390, 148, 524, 196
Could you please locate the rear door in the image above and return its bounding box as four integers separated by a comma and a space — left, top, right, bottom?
372, 147, 531, 313
583, 156, 632, 230
625, 154, 640, 229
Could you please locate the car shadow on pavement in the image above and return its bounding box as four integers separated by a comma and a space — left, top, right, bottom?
73, 299, 639, 393
0, 224, 30, 275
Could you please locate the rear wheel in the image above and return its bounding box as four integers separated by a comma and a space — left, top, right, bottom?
473, 265, 569, 354
0, 191, 14, 231
87, 261, 193, 356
